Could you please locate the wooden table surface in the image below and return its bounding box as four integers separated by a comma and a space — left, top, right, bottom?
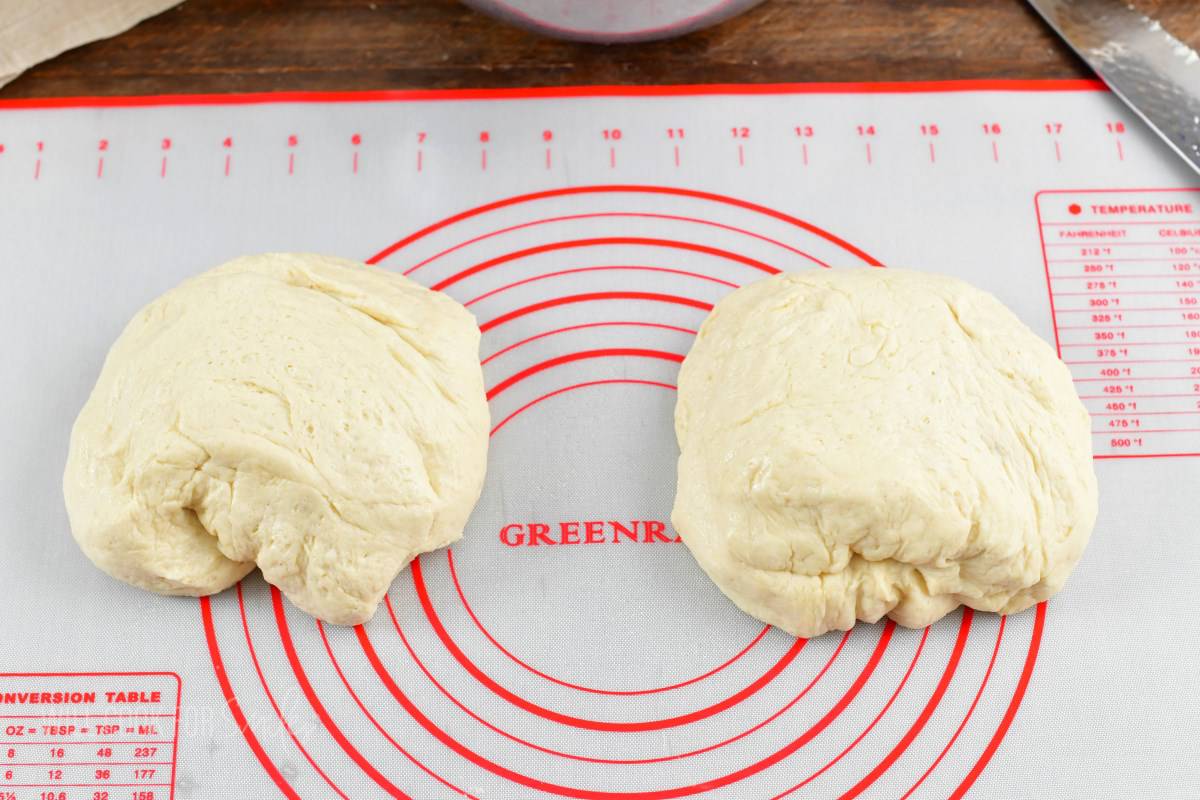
2, 0, 1199, 99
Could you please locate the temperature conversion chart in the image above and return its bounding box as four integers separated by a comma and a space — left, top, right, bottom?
1036, 188, 1200, 457
1, 82, 1198, 800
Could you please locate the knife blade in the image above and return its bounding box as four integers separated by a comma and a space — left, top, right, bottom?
1026, 0, 1200, 175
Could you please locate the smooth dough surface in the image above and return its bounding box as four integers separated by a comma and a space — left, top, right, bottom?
64, 253, 489, 625
673, 269, 1097, 638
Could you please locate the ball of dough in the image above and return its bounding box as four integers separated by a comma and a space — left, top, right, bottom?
63, 253, 489, 625
672, 269, 1097, 638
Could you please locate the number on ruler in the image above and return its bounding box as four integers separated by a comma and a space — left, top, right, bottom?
602, 128, 622, 140
417, 131, 427, 143
666, 128, 684, 138
351, 133, 362, 145
222, 137, 233, 148
542, 130, 553, 141
794, 125, 813, 137
1105, 121, 1126, 134
919, 124, 939, 136
287, 134, 298, 147
97, 139, 108, 152
479, 131, 490, 143
1044, 122, 1063, 134
857, 125, 876, 136
731, 126, 750, 138
981, 122, 1002, 134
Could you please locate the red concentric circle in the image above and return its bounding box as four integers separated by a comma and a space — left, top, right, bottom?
198, 185, 1047, 800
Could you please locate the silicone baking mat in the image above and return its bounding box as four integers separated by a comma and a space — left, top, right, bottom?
1, 81, 1197, 800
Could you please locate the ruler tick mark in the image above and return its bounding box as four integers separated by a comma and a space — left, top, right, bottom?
866, 142, 873, 165
1054, 139, 1062, 163
929, 141, 936, 164
992, 140, 1000, 163
737, 143, 745, 167
609, 146, 616, 169
96, 157, 104, 179
287, 152, 295, 175
673, 144, 680, 167
352, 151, 359, 174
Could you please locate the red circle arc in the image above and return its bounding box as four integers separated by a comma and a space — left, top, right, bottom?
770, 610, 976, 800
479, 376, 779, 701
900, 615, 1006, 800
480, 292, 711, 335
949, 602, 1047, 799
474, 378, 770, 695
487, 348, 685, 400
834, 608, 975, 800
268, 588, 470, 800
387, 211, 834, 276
202, 588, 1042, 800
458, 347, 906, 742
431, 237, 779, 292
411, 555, 805, 732
464, 264, 739, 307
482, 322, 696, 366
444, 349, 801, 727
448, 546, 768, 695
314, 619, 481, 800
356, 618, 895, 799
199, 596, 302, 800
769, 624, 935, 799
386, 592, 849, 765
364, 185, 883, 268
235, 585, 350, 800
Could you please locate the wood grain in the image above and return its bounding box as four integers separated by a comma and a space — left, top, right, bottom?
2, 0, 1199, 99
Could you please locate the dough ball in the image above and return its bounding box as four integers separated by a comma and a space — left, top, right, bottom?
63, 253, 489, 625
672, 269, 1097, 638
